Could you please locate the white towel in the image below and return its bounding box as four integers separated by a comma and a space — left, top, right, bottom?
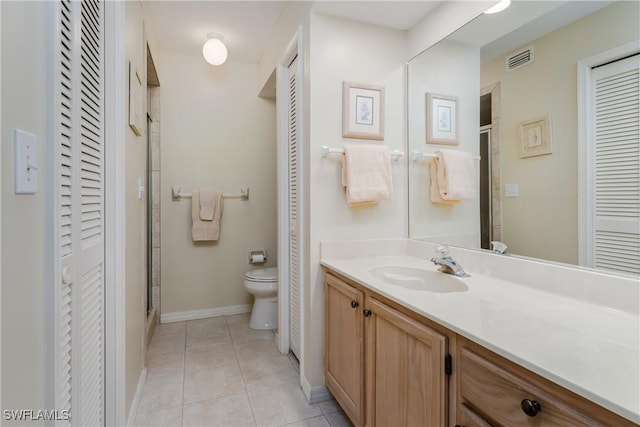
434, 149, 477, 201
342, 145, 393, 207
199, 188, 217, 220
192, 189, 224, 241
430, 157, 459, 205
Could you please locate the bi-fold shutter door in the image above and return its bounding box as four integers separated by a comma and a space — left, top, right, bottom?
56, 0, 105, 425
288, 55, 301, 359
592, 54, 640, 275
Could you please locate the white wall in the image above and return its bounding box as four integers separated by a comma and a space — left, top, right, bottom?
408, 40, 481, 246
1, 1, 48, 417
305, 12, 408, 388
160, 53, 277, 317
481, 1, 640, 264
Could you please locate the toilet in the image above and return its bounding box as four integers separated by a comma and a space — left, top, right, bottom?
244, 267, 278, 330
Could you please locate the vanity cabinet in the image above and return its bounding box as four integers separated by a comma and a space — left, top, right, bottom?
455, 337, 636, 427
324, 271, 450, 427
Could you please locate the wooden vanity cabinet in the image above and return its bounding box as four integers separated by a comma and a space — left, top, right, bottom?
456, 337, 637, 427
324, 270, 451, 427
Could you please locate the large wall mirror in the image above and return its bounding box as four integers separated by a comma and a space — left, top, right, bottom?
408, 1, 639, 275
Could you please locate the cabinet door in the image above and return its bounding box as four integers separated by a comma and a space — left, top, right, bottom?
324, 273, 365, 426
367, 297, 447, 427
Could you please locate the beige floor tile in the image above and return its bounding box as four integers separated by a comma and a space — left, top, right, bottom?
136, 373, 183, 414
182, 392, 256, 427
154, 322, 186, 337
225, 313, 251, 327
283, 415, 331, 427
132, 405, 182, 427
229, 324, 276, 344
239, 354, 298, 391
183, 362, 245, 404
233, 338, 280, 361
187, 326, 232, 348
318, 399, 342, 415
185, 342, 237, 373
325, 410, 353, 427
187, 316, 228, 332
146, 350, 184, 378
148, 332, 186, 355
248, 382, 323, 426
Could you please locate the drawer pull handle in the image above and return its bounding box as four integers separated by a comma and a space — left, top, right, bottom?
350, 300, 359, 309
363, 309, 372, 317
521, 399, 541, 417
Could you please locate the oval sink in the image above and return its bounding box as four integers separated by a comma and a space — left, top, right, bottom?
369, 266, 468, 293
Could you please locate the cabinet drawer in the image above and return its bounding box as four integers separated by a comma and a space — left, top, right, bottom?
459, 346, 606, 427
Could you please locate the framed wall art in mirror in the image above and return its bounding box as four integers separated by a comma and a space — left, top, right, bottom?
426, 93, 459, 145
519, 114, 552, 158
342, 81, 385, 140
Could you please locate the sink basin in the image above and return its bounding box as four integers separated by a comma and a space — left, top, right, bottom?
369, 266, 468, 293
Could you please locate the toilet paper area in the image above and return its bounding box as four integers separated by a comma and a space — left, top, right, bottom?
249, 250, 267, 264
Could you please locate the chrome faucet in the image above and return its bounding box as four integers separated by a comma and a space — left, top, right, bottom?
491, 241, 508, 254
431, 246, 470, 277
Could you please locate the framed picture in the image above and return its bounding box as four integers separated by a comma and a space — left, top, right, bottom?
129, 61, 143, 137
342, 82, 385, 140
426, 93, 459, 145
519, 115, 552, 158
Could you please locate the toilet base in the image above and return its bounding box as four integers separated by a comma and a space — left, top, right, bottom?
249, 297, 278, 330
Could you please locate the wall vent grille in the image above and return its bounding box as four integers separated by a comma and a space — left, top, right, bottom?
505, 46, 534, 72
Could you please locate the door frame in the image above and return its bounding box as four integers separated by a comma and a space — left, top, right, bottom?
276, 27, 305, 367
577, 41, 639, 267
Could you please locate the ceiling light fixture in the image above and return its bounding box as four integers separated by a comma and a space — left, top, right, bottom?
484, 0, 511, 14
202, 33, 228, 66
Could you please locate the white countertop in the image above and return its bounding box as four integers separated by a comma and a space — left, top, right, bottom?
320, 253, 640, 423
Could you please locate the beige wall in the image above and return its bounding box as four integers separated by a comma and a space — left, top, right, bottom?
1, 1, 48, 419
124, 0, 149, 417
160, 52, 277, 316
305, 12, 408, 388
481, 1, 640, 264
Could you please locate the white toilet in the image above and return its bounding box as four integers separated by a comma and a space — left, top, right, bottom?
244, 267, 278, 330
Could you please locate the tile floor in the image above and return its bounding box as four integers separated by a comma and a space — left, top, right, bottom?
133, 314, 353, 427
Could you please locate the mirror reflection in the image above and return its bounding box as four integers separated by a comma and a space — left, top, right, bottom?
408, 1, 639, 275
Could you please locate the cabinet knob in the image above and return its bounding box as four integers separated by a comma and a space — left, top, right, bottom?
350, 300, 359, 309
363, 309, 372, 317
521, 399, 541, 417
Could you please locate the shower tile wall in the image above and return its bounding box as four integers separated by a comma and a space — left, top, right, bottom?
150, 86, 161, 313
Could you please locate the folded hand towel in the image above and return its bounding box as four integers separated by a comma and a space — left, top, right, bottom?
342, 145, 393, 207
192, 189, 224, 241
435, 149, 477, 201
199, 188, 217, 220
430, 157, 460, 205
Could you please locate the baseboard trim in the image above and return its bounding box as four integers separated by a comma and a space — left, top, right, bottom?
160, 304, 252, 324
301, 376, 332, 404
127, 367, 147, 426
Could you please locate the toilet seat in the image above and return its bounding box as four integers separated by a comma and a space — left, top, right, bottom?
245, 267, 277, 283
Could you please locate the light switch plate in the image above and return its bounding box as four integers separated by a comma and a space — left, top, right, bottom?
14, 129, 37, 194
505, 183, 519, 198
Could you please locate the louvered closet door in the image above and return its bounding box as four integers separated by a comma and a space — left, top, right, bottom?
56, 0, 105, 425
591, 54, 640, 275
288, 56, 301, 359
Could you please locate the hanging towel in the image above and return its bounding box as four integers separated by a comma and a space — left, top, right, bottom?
342, 145, 392, 207
434, 149, 477, 202
199, 188, 217, 220
192, 189, 224, 241
430, 157, 459, 205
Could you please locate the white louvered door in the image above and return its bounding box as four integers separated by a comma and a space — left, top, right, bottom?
288, 56, 301, 358
591, 54, 640, 275
56, 0, 105, 425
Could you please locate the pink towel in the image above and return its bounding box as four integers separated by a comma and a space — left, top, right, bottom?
342, 145, 392, 207
431, 150, 476, 202
430, 157, 459, 205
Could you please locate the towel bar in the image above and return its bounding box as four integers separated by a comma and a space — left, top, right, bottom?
172, 186, 249, 201
412, 151, 481, 162
321, 145, 404, 161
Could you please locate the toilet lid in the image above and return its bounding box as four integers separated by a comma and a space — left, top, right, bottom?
245, 267, 278, 282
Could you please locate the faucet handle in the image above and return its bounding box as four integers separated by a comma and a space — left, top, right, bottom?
435, 245, 450, 258
491, 241, 508, 254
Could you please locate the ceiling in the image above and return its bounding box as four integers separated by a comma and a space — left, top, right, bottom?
145, 1, 443, 63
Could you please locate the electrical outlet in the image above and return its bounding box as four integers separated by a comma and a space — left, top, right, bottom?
505, 183, 519, 198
